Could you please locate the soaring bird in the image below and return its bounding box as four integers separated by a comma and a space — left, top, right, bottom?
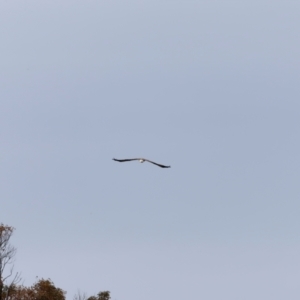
113, 158, 171, 168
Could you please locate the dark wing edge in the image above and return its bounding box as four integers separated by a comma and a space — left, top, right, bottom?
145, 159, 171, 168
112, 158, 140, 162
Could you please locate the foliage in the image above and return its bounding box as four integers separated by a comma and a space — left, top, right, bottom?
31, 278, 66, 300
3, 279, 66, 300
87, 291, 110, 300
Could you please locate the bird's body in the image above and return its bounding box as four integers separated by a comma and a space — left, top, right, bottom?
113, 158, 170, 168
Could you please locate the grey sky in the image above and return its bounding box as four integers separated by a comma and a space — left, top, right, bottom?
1, 1, 300, 299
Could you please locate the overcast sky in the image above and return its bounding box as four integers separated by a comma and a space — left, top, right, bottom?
1, 1, 300, 299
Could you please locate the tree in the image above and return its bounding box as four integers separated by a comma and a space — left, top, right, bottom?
87, 291, 110, 300
1, 224, 109, 300
3, 279, 65, 300
3, 284, 34, 300
0, 224, 21, 300
31, 278, 66, 300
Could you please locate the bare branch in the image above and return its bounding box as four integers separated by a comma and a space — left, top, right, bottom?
0, 224, 19, 300
73, 290, 88, 300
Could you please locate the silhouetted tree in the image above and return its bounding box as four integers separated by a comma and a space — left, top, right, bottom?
87, 291, 110, 300
0, 224, 21, 300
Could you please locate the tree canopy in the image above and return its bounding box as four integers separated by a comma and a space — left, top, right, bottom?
3, 279, 65, 300
87, 291, 110, 300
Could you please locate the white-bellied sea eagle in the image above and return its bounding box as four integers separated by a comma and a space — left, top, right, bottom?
113, 158, 171, 168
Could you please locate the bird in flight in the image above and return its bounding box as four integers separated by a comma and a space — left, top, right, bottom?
113, 158, 171, 168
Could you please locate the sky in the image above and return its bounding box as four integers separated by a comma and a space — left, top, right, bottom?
1, 1, 300, 299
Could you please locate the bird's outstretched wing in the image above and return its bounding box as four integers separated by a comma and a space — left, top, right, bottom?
112, 158, 139, 162
144, 159, 171, 168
